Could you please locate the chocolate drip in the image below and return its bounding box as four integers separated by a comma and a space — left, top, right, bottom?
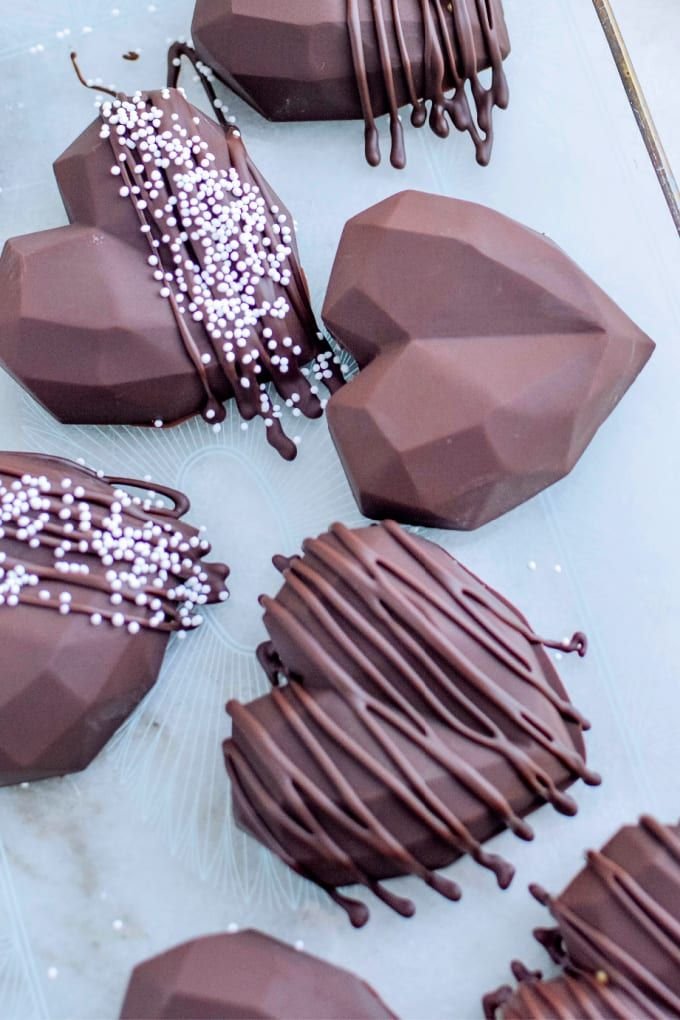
346, 0, 509, 168
484, 967, 648, 1020
487, 817, 680, 1019
530, 818, 680, 1017
68, 51, 343, 459
0, 453, 229, 632
99, 88, 340, 458
224, 521, 597, 926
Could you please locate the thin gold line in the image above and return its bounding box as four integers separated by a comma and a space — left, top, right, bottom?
593, 0, 680, 236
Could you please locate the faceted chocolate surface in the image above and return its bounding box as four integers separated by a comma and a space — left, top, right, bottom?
485, 817, 680, 1019
191, 1, 510, 168
224, 522, 598, 926
323, 190, 655, 530
535, 817, 680, 1010
0, 87, 336, 458
0, 603, 167, 786
119, 929, 397, 1019
0, 451, 229, 787
484, 968, 646, 1020
192, 0, 509, 122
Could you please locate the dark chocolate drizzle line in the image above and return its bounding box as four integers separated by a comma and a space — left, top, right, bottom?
70, 52, 117, 98
167, 40, 268, 120
104, 475, 190, 518
226, 522, 597, 926
166, 43, 345, 397
0, 460, 227, 630
72, 52, 343, 459
346, 0, 509, 168
483, 967, 644, 1020
104, 94, 337, 459
530, 817, 680, 1019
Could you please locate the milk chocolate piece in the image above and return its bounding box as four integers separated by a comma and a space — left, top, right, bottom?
224, 521, 599, 927
190, 0, 510, 168
323, 191, 655, 529
485, 817, 680, 1018
0, 452, 229, 786
0, 73, 341, 460
120, 929, 396, 1019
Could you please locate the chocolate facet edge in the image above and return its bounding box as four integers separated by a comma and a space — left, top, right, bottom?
485, 816, 680, 1018
0, 451, 229, 786
119, 929, 397, 1019
323, 190, 655, 529
224, 521, 598, 926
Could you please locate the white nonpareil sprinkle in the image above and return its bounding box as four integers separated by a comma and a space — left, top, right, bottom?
0, 468, 226, 632
97, 92, 319, 435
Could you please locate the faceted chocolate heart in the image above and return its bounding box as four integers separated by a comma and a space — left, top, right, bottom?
323, 191, 655, 529
190, 0, 510, 168
0, 452, 229, 786
0, 85, 341, 460
224, 521, 599, 927
485, 816, 680, 1019
120, 929, 396, 1019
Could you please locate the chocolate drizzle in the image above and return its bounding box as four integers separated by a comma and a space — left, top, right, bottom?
0, 452, 229, 633
485, 816, 680, 1020
67, 51, 343, 459
346, 0, 509, 168
483, 964, 646, 1020
532, 817, 680, 1017
224, 521, 598, 926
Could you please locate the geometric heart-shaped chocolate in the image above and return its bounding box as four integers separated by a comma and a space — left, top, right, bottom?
0, 451, 229, 786
483, 965, 646, 1019
224, 521, 600, 927
0, 225, 206, 428
191, 0, 511, 168
323, 191, 655, 528
0, 83, 342, 460
119, 930, 397, 1019
485, 816, 680, 1019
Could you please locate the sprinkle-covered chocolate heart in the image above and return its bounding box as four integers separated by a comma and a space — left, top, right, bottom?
0, 59, 342, 460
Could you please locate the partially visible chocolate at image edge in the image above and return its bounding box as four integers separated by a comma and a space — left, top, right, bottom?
191, 0, 511, 168
119, 929, 397, 1019
485, 816, 680, 1018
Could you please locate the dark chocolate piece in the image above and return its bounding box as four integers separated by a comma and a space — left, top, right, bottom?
119, 929, 397, 1019
224, 521, 599, 927
0, 62, 341, 460
484, 963, 647, 1020
485, 816, 680, 1019
190, 0, 510, 168
0, 452, 229, 786
323, 190, 655, 529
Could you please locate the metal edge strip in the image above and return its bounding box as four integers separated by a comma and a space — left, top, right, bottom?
593, 0, 680, 236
